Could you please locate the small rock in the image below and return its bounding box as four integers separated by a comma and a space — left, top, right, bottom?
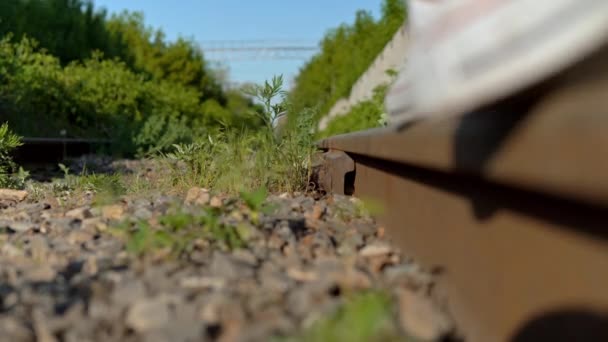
1, 243, 23, 258
267, 233, 285, 250
126, 298, 171, 333
101, 205, 124, 221
111, 280, 146, 306
81, 217, 103, 231
48, 218, 77, 231
0, 189, 28, 202
198, 294, 244, 342
1, 220, 34, 233
67, 230, 94, 245
310, 203, 326, 220
359, 243, 392, 257
65, 207, 93, 220
397, 288, 454, 341
287, 268, 318, 282
337, 235, 360, 256
336, 268, 372, 291
134, 207, 153, 220
210, 196, 223, 208
286, 280, 340, 320
26, 265, 57, 283
231, 249, 258, 267
180, 276, 225, 290
245, 307, 295, 341
83, 256, 98, 276
384, 264, 433, 289
33, 309, 58, 342
0, 317, 32, 341
210, 252, 254, 280
185, 187, 210, 206
29, 236, 49, 261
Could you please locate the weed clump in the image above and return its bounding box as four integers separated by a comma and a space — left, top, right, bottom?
282, 291, 401, 342
160, 75, 317, 194
0, 122, 27, 189
111, 188, 274, 257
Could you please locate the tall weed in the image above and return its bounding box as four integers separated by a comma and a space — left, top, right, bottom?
160, 75, 316, 194
0, 122, 25, 188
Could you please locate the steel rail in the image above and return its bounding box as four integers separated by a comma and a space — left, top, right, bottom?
317, 52, 608, 341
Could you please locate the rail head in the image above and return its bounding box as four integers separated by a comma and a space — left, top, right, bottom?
315, 59, 608, 341
318, 76, 608, 209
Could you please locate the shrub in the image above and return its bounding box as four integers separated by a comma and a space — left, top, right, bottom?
0, 37, 233, 155
289, 0, 405, 123
317, 83, 389, 139
0, 122, 24, 188
161, 75, 317, 194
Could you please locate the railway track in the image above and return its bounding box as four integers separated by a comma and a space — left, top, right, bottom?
13, 137, 112, 164
316, 48, 608, 341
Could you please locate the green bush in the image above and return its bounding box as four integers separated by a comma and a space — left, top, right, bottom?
289, 0, 405, 123
317, 84, 389, 139
0, 37, 234, 155
161, 76, 316, 194
0, 1, 257, 155
0, 122, 23, 188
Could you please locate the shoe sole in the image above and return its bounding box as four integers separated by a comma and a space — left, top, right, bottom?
386, 0, 608, 126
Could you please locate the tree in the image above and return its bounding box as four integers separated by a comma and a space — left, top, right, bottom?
289, 0, 406, 122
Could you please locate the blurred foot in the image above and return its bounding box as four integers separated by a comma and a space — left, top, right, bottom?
385, 0, 608, 125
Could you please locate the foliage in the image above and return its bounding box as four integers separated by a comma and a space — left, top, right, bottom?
289, 0, 406, 123
0, 0, 125, 63
114, 208, 247, 257
282, 291, 402, 342
105, 11, 225, 103
0, 37, 245, 154
243, 75, 287, 130
240, 187, 269, 212
49, 163, 126, 205
0, 1, 256, 154
317, 83, 390, 139
0, 122, 24, 188
160, 75, 317, 194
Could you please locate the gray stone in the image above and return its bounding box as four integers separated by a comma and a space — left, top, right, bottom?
210, 252, 254, 280
397, 288, 454, 341
65, 207, 93, 220
26, 265, 57, 283
134, 206, 153, 220
359, 243, 392, 257
112, 279, 146, 307
126, 297, 171, 333
185, 187, 211, 206
0, 317, 32, 341
29, 236, 49, 261
2, 220, 34, 233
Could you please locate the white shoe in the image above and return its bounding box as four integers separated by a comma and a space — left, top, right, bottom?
385, 0, 608, 125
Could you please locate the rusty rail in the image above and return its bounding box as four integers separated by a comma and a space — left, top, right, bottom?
317, 51, 608, 341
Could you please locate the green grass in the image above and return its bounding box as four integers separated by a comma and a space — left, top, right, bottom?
50, 164, 127, 206
0, 122, 25, 188
282, 291, 404, 342
158, 75, 316, 195
111, 203, 253, 257
109, 186, 280, 257
316, 82, 391, 140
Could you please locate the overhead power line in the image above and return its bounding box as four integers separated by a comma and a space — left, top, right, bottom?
200, 40, 319, 61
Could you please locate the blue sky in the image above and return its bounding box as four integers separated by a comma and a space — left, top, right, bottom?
94, 0, 383, 87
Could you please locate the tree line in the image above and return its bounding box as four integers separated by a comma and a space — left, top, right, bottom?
288, 0, 405, 125
0, 0, 258, 155
0, 0, 407, 155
